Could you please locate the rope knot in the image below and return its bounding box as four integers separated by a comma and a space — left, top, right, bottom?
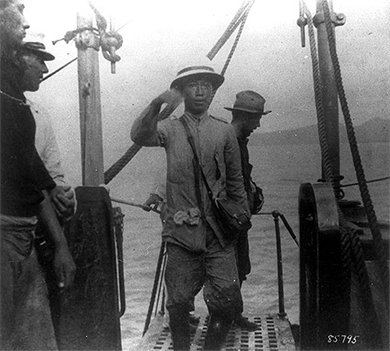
100, 31, 123, 63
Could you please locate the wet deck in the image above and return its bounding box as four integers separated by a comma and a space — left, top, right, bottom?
138, 313, 297, 351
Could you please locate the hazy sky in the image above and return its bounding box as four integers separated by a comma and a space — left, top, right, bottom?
22, 0, 389, 183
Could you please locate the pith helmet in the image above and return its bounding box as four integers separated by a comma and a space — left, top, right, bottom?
23, 42, 55, 61
225, 90, 271, 115
170, 65, 224, 91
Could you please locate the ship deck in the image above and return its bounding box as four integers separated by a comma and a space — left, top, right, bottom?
137, 313, 297, 351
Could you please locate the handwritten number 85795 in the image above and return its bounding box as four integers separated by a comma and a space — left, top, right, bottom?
328, 335, 359, 344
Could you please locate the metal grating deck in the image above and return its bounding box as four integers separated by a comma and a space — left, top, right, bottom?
138, 314, 296, 351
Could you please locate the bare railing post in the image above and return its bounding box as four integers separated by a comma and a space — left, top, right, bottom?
272, 210, 287, 318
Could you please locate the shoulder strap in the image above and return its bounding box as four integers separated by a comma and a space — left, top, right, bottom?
210, 115, 228, 124
180, 118, 214, 202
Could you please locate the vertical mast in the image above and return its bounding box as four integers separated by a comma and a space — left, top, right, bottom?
76, 9, 104, 186
314, 0, 341, 190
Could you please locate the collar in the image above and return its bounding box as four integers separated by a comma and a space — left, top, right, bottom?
184, 110, 209, 122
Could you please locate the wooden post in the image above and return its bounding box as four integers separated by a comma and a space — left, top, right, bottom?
53, 8, 122, 351
76, 10, 104, 186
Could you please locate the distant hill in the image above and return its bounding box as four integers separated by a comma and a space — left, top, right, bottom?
252, 118, 390, 146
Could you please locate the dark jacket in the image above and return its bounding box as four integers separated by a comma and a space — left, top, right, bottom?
1, 61, 56, 217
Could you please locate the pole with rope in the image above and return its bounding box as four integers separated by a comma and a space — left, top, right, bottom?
54, 4, 123, 350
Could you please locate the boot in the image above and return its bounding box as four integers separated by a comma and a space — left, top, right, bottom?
169, 308, 190, 351
203, 313, 232, 350
233, 313, 258, 331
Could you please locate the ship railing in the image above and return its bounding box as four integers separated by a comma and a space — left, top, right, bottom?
254, 211, 299, 318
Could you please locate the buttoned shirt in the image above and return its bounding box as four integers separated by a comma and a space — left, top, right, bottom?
131, 108, 249, 252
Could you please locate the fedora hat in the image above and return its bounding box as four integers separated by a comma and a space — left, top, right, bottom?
225, 90, 271, 115
170, 65, 224, 91
23, 41, 55, 61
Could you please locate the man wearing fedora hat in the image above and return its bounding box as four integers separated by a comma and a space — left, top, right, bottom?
131, 65, 249, 350
226, 90, 271, 330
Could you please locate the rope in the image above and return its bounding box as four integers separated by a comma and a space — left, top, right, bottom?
341, 176, 390, 188
322, 0, 389, 307
347, 226, 384, 342
207, 0, 254, 60
40, 57, 77, 83
110, 196, 161, 214
104, 143, 142, 184
220, 3, 252, 77
103, 105, 173, 184
303, 4, 337, 194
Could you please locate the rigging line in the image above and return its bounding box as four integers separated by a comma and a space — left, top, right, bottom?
341, 176, 390, 188
207, 0, 254, 60
40, 57, 77, 83
220, 1, 253, 77
116, 19, 131, 32
110, 196, 161, 214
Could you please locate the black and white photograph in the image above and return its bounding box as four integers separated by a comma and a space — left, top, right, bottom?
1, 0, 389, 350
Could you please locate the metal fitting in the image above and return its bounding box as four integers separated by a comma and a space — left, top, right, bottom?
75, 28, 100, 51
313, 12, 346, 27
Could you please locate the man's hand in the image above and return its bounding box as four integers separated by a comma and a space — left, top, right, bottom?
153, 89, 183, 119
39, 190, 76, 289
142, 193, 163, 212
53, 245, 76, 289
50, 185, 76, 220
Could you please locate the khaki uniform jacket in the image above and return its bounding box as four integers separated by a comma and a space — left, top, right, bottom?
131, 108, 249, 252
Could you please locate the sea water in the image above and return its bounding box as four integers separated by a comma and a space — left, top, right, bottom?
100, 141, 389, 350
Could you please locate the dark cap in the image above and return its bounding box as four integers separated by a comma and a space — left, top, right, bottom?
23, 42, 55, 61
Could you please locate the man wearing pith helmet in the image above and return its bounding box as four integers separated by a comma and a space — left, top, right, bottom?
131, 65, 250, 350
227, 90, 271, 330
